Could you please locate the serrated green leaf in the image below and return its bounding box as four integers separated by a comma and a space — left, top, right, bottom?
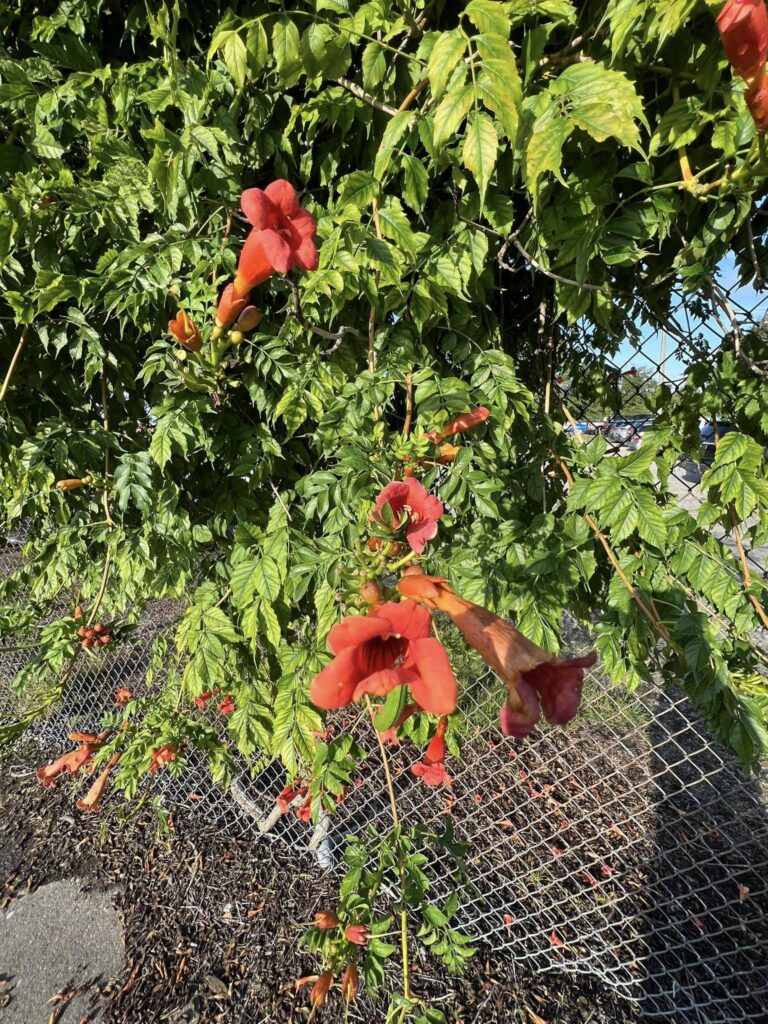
432, 83, 474, 148
462, 111, 498, 205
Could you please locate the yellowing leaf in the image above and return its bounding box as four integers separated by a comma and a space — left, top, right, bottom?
427, 29, 467, 101
433, 83, 473, 147
462, 111, 498, 205
551, 62, 645, 150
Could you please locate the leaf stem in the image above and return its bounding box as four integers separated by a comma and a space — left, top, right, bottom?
0, 325, 30, 403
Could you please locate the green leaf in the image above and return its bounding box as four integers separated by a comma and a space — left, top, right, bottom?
338, 170, 379, 209
432, 84, 474, 148
252, 556, 282, 603
462, 111, 498, 205
221, 30, 248, 88
373, 685, 407, 732
273, 18, 302, 85
401, 155, 429, 211
476, 54, 520, 139
362, 41, 386, 89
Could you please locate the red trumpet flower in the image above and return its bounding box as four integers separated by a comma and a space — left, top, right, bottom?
233, 180, 318, 296
345, 924, 370, 946
425, 405, 490, 444
717, 0, 768, 85
76, 753, 121, 813
148, 743, 178, 774
397, 571, 595, 736
217, 695, 235, 715
36, 745, 96, 788
115, 687, 132, 707
168, 309, 202, 352
341, 963, 359, 1002
310, 601, 457, 715
194, 690, 215, 710
310, 970, 333, 1008
373, 478, 443, 555
411, 716, 452, 787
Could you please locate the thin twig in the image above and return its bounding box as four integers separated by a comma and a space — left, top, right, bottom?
729, 510, 768, 629
0, 325, 30, 403
335, 77, 400, 116
287, 275, 364, 350
745, 213, 764, 288
403, 373, 414, 436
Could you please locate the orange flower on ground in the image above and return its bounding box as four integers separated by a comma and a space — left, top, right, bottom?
397, 571, 596, 737
345, 924, 370, 946
425, 406, 490, 444
76, 753, 121, 813
36, 737, 101, 788
717, 0, 768, 84
309, 970, 333, 1008
310, 601, 457, 715
148, 743, 178, 774
168, 309, 202, 352
341, 963, 359, 1002
411, 715, 452, 787
215, 282, 250, 328
314, 910, 339, 929
373, 478, 443, 554
233, 180, 318, 296
115, 687, 132, 707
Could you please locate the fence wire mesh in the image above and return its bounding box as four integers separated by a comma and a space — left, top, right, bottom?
2, 276, 767, 1023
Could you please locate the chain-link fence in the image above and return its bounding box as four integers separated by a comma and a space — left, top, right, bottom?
2, 276, 767, 1023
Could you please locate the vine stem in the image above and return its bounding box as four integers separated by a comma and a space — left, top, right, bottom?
0, 325, 30, 403
729, 511, 768, 630
364, 696, 410, 1002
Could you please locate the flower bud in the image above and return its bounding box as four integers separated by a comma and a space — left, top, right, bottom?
168, 310, 202, 352
235, 305, 262, 333
56, 479, 84, 490
345, 924, 370, 946
216, 282, 249, 328
359, 582, 382, 605
228, 330, 244, 344
314, 910, 339, 929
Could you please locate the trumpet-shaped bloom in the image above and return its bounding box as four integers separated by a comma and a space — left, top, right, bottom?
310, 602, 457, 715
717, 0, 768, 84
115, 687, 132, 707
341, 963, 359, 1002
76, 753, 120, 813
216, 283, 249, 327
168, 310, 202, 352
397, 571, 595, 736
217, 695, 235, 715
345, 924, 370, 946
234, 180, 318, 296
425, 405, 490, 444
411, 716, 452, 787
36, 745, 95, 788
747, 76, 768, 128
310, 970, 333, 1007
373, 478, 443, 554
148, 743, 178, 774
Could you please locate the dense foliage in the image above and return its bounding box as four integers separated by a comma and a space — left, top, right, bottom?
2, 4, 768, 1004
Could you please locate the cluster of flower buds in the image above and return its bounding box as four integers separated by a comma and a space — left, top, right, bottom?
194, 689, 235, 714
77, 621, 112, 649
718, 0, 768, 131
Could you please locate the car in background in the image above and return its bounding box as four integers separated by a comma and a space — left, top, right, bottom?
606, 414, 655, 451
700, 421, 735, 464
564, 418, 609, 438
